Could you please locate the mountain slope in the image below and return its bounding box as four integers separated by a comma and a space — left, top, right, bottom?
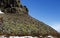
0, 0, 60, 38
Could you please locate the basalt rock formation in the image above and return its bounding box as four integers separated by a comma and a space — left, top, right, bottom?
0, 0, 60, 38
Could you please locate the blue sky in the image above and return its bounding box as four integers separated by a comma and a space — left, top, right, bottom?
21, 0, 60, 32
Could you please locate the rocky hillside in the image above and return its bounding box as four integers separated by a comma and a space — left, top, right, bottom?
0, 0, 60, 38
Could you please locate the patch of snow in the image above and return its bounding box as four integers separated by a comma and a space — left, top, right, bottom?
48, 35, 54, 38
0, 10, 4, 14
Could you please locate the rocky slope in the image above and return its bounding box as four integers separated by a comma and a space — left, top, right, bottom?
0, 0, 60, 38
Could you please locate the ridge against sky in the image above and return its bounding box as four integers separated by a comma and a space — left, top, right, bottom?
21, 0, 60, 32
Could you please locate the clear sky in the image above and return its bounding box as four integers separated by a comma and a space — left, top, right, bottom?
21, 0, 60, 32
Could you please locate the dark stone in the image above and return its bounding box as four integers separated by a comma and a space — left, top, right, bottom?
24, 6, 29, 12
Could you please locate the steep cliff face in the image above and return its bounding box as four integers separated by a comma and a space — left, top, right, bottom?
0, 0, 60, 38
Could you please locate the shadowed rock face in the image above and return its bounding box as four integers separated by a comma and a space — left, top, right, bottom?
0, 0, 20, 8
0, 0, 20, 13
0, 0, 28, 14
0, 0, 60, 38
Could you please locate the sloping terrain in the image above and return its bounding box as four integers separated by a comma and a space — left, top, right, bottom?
0, 0, 60, 38
0, 12, 59, 37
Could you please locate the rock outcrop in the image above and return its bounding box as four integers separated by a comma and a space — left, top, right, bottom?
0, 0, 28, 15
